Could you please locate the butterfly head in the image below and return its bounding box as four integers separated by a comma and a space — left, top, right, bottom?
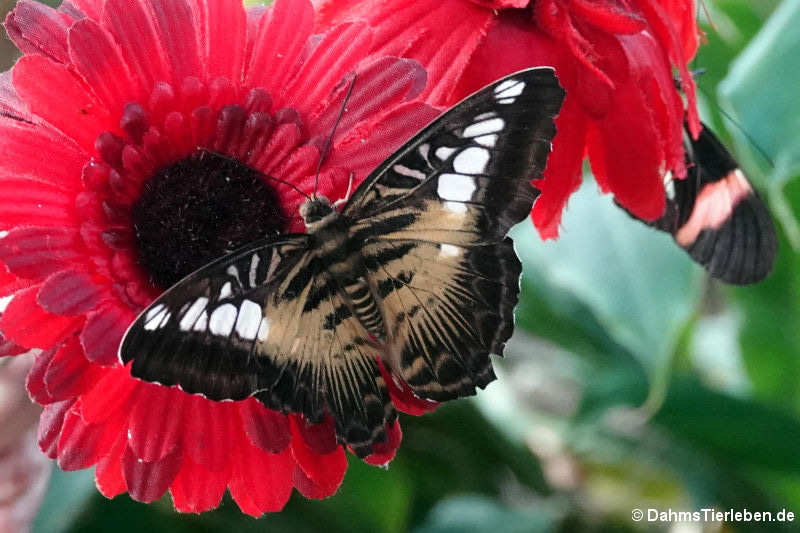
299, 196, 337, 232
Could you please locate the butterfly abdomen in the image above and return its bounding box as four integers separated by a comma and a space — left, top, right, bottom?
311, 214, 387, 339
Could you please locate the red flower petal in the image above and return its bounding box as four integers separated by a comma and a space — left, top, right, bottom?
37, 398, 74, 459
0, 286, 83, 349
379, 359, 438, 416
44, 335, 103, 400
469, 0, 529, 7
170, 457, 228, 514
182, 395, 235, 470
0, 331, 26, 357
290, 420, 347, 497
67, 18, 142, 109
79, 368, 137, 424
127, 383, 184, 462
57, 403, 122, 471
292, 415, 338, 455
0, 121, 85, 191
12, 55, 114, 150
0, 226, 85, 279
95, 434, 128, 499
532, 96, 588, 239
26, 348, 57, 404
0, 265, 32, 298
0, 179, 75, 230
80, 302, 135, 366
363, 420, 402, 466
229, 434, 293, 517
311, 56, 428, 140
4, 0, 72, 63
317, 0, 494, 105
239, 398, 291, 454
284, 21, 373, 116
292, 465, 331, 500
37, 269, 107, 316
245, 0, 314, 94
191, 0, 247, 82
122, 445, 182, 504
69, 0, 102, 21
148, 0, 202, 85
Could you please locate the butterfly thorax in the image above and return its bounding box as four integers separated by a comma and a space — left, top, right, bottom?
300, 196, 387, 339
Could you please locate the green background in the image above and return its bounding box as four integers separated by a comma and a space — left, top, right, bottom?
5, 0, 800, 531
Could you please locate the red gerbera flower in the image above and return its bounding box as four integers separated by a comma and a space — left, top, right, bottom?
316, 0, 701, 238
0, 0, 438, 515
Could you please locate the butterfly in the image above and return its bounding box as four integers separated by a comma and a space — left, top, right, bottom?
625, 121, 778, 284
120, 68, 566, 456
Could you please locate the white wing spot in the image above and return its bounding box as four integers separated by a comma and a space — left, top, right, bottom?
235, 300, 263, 340
435, 146, 457, 161
438, 173, 476, 202
219, 281, 233, 300
179, 297, 209, 331
444, 201, 467, 213
193, 311, 208, 331
495, 79, 525, 98
226, 265, 239, 281
440, 244, 461, 257
143, 304, 171, 331
453, 147, 490, 174
463, 117, 505, 138
209, 304, 238, 336
144, 304, 166, 323
393, 164, 427, 181
475, 134, 498, 147
257, 317, 270, 341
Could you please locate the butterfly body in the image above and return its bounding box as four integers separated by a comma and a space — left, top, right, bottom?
121, 68, 566, 456
299, 195, 387, 339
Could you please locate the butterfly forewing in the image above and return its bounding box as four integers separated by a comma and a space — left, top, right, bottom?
345, 68, 564, 245
120, 67, 565, 455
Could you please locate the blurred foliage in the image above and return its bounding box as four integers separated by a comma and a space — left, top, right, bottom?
8, 0, 798, 532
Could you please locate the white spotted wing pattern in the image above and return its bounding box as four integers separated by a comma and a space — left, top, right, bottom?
120, 68, 565, 456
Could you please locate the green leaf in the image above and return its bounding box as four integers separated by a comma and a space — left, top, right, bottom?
720, 0, 800, 187
33, 467, 95, 533
512, 179, 700, 384
735, 180, 800, 409
413, 496, 560, 533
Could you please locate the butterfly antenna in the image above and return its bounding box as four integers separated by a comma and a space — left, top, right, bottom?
313, 72, 358, 199
199, 148, 313, 201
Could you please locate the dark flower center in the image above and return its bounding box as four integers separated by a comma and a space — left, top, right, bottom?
132, 150, 288, 289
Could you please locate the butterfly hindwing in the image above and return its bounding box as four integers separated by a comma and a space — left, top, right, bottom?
362, 238, 521, 401
644, 124, 777, 284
